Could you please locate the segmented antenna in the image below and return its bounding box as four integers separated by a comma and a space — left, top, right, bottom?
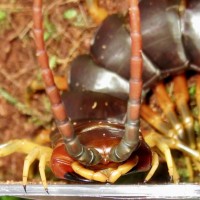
33, 0, 101, 166
109, 0, 142, 162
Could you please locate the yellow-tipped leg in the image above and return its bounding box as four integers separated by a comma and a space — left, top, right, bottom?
39, 154, 48, 192
144, 152, 159, 182
185, 156, 194, 182
22, 145, 51, 190
0, 139, 52, 190
157, 140, 181, 183
0, 140, 22, 156
156, 142, 174, 179
173, 74, 195, 149
72, 162, 108, 182
108, 156, 138, 183
23, 148, 40, 187
72, 156, 138, 183
154, 83, 184, 139
143, 129, 179, 183
141, 104, 176, 138
171, 158, 179, 183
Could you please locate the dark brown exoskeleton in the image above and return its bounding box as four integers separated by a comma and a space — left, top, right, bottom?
70, 0, 200, 182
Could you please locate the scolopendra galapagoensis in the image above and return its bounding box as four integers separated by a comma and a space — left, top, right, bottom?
0, 0, 200, 193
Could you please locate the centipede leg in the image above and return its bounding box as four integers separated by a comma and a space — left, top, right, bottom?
23, 148, 40, 190
173, 74, 195, 149
143, 129, 177, 182
140, 104, 177, 138
173, 74, 196, 182
154, 82, 185, 140
86, 0, 108, 24
144, 151, 159, 182
172, 159, 180, 183
153, 81, 196, 180
71, 162, 108, 182
0, 139, 52, 190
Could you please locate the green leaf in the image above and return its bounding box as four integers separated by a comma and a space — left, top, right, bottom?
44, 31, 51, 41
43, 16, 56, 41
0, 10, 7, 21
63, 9, 78, 20
189, 84, 196, 97
49, 55, 57, 69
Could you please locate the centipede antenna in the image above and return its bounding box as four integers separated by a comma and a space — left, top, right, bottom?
32, 0, 101, 166
109, 0, 142, 162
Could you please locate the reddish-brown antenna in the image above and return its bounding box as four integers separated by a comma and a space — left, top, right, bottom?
33, 0, 101, 166
109, 0, 142, 162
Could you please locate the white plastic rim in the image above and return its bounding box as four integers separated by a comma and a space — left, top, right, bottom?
0, 184, 200, 199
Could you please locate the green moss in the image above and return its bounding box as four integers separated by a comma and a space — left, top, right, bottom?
0, 197, 27, 200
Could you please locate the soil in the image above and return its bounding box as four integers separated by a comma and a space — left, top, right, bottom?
0, 0, 130, 183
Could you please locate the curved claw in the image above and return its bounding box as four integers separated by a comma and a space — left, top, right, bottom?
0, 139, 52, 190
144, 152, 159, 182
71, 161, 108, 182
71, 156, 138, 183
23, 150, 51, 191
108, 156, 138, 183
